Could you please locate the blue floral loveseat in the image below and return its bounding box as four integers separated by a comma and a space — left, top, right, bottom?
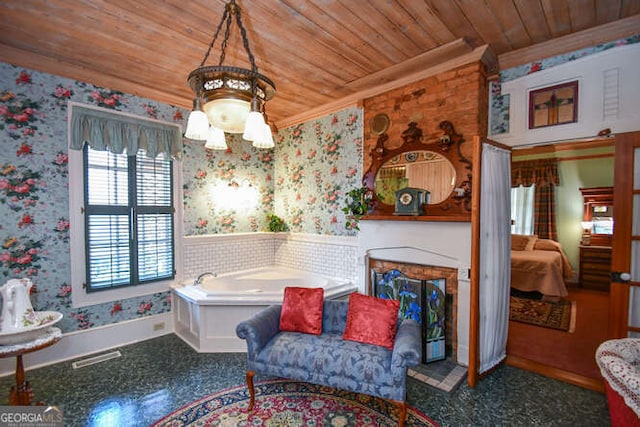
236, 299, 421, 426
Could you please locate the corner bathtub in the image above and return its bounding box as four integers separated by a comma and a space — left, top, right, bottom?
172, 266, 356, 352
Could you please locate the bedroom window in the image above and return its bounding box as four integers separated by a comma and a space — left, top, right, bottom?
511, 185, 535, 235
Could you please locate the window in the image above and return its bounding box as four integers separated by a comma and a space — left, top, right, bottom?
511, 185, 535, 235
83, 147, 174, 291
68, 103, 183, 308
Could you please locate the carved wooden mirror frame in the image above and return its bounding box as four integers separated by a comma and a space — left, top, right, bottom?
362, 121, 472, 221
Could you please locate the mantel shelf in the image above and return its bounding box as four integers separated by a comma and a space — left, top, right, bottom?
361, 214, 470, 223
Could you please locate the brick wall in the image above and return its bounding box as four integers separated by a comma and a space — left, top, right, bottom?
362, 61, 489, 175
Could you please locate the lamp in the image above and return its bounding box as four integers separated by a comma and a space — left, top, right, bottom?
251, 108, 275, 149
185, 0, 276, 143
581, 221, 593, 246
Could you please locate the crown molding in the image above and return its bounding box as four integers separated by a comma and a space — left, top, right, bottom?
275, 44, 495, 130
498, 15, 640, 70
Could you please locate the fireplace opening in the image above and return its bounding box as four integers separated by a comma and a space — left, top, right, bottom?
368, 258, 458, 362
371, 269, 446, 363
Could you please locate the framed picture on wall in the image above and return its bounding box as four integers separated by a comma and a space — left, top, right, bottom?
528, 80, 578, 129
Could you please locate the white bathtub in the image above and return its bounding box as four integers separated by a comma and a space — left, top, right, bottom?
172, 266, 356, 352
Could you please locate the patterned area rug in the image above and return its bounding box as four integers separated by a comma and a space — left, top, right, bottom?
510, 296, 576, 332
152, 379, 439, 426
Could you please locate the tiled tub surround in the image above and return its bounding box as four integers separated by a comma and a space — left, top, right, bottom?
182, 232, 359, 284
175, 232, 359, 352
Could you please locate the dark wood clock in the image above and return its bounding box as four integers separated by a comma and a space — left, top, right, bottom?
394, 187, 428, 215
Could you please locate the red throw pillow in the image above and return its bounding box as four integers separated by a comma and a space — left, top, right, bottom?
279, 287, 325, 335
343, 293, 400, 350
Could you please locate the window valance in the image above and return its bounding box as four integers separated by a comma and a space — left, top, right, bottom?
511, 158, 559, 187
69, 104, 183, 159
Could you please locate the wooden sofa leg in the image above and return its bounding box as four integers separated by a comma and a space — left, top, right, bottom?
246, 371, 256, 411
394, 400, 407, 427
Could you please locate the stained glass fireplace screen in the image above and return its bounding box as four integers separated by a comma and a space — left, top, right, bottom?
372, 269, 446, 363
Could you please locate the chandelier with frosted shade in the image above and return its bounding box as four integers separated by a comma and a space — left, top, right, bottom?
184, 0, 276, 149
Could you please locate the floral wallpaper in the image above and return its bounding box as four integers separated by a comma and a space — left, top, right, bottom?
181, 107, 364, 236
0, 62, 364, 334
274, 109, 363, 236
490, 34, 640, 135
0, 64, 186, 332
182, 134, 277, 235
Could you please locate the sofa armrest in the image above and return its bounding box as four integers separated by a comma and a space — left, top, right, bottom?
391, 319, 421, 372
236, 305, 282, 359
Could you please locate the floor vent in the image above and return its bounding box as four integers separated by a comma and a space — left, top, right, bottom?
72, 351, 122, 369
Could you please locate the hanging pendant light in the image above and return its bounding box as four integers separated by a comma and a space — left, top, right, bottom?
185, 0, 275, 143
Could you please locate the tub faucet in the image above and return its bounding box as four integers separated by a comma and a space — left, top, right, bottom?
194, 272, 216, 286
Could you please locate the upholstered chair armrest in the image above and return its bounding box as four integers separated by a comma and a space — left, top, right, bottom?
236, 305, 282, 358
391, 319, 421, 374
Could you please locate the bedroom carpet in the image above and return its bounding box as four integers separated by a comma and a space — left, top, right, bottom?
509, 295, 576, 332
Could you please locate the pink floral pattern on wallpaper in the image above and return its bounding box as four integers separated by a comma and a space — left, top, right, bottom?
0, 62, 365, 333
0, 64, 186, 332
274, 111, 363, 235
0, 90, 40, 139
181, 109, 362, 236
182, 137, 277, 234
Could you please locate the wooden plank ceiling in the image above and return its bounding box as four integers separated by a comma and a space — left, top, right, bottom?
1, 0, 638, 128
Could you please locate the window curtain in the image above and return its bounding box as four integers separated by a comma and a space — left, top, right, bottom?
511, 159, 559, 240
69, 104, 183, 159
511, 185, 535, 235
479, 143, 511, 374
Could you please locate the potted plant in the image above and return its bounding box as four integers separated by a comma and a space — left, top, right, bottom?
342, 186, 372, 231
266, 213, 287, 232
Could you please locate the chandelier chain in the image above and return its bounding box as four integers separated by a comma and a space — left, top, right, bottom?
234, 6, 257, 72
197, 0, 258, 73
218, 10, 232, 65
199, 3, 230, 67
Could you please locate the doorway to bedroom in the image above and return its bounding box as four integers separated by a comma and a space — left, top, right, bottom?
506, 138, 615, 391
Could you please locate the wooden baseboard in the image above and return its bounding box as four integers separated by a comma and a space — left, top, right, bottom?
506, 355, 605, 393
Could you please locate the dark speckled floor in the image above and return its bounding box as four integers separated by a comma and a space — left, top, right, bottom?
0, 334, 609, 426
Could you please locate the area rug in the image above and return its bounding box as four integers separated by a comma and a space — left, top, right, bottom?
152, 379, 439, 426
510, 295, 576, 332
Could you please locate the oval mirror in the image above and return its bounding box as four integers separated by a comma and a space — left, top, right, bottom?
374, 150, 456, 205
